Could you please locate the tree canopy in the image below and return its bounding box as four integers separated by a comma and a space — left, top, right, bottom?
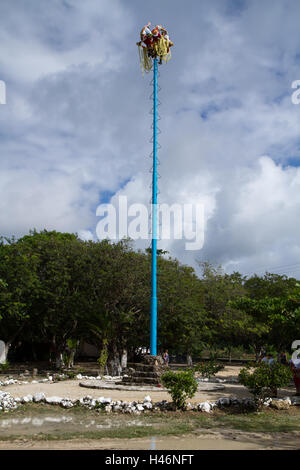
0, 230, 298, 369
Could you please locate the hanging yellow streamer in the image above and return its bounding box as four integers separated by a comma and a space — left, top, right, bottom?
138, 45, 153, 76
138, 37, 172, 76
154, 37, 172, 63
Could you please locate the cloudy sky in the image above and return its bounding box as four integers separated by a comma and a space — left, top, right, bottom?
1, 0, 300, 278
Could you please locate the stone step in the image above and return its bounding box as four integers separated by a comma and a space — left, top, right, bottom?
128, 371, 160, 378
122, 376, 161, 385
130, 363, 162, 371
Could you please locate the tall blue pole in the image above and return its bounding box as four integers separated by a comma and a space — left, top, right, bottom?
150, 58, 158, 356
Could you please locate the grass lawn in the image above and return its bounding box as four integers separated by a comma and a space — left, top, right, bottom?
0, 404, 299, 441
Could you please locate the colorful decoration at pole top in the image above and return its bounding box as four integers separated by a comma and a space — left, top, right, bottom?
137, 22, 174, 74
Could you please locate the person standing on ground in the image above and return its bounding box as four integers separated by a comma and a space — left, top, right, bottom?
261, 353, 269, 364
290, 357, 300, 396
163, 349, 169, 367
268, 353, 275, 366
280, 352, 288, 365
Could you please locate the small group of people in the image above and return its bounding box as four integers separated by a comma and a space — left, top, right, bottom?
260, 353, 276, 366
137, 22, 174, 63
259, 349, 300, 396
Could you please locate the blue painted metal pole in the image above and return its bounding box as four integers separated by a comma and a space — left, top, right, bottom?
150, 58, 158, 356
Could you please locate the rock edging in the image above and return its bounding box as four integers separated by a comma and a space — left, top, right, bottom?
1, 390, 299, 414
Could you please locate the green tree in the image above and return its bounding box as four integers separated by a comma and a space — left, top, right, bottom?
80, 239, 151, 374
244, 273, 297, 300
267, 285, 300, 351
199, 262, 247, 359
0, 236, 41, 361
0, 230, 92, 365
157, 256, 208, 364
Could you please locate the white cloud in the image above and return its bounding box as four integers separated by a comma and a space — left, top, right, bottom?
2, 0, 300, 278
78, 229, 94, 241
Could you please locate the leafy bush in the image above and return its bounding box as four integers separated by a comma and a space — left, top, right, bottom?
0, 361, 10, 371
93, 402, 106, 411
194, 360, 225, 379
66, 370, 76, 379
62, 352, 68, 367
239, 362, 293, 409
66, 338, 78, 350
97, 340, 108, 373
161, 370, 198, 410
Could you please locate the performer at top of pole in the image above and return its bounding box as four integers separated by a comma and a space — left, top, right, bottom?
137, 22, 174, 74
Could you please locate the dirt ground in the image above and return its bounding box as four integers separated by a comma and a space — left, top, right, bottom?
0, 430, 299, 450
1, 365, 295, 403
0, 365, 298, 450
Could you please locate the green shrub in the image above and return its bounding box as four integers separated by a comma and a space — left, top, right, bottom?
0, 361, 10, 371
239, 362, 293, 409
66, 370, 76, 379
62, 352, 68, 367
94, 402, 106, 411
97, 340, 108, 373
66, 338, 78, 350
194, 360, 225, 379
161, 370, 198, 410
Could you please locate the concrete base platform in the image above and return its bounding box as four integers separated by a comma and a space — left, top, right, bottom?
79, 380, 225, 393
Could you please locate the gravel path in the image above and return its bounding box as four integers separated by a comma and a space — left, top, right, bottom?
0, 379, 250, 403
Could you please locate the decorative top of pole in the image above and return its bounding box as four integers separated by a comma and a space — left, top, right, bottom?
137, 22, 174, 74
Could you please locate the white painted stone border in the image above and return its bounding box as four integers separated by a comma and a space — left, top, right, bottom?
0, 390, 299, 413
0, 373, 108, 387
